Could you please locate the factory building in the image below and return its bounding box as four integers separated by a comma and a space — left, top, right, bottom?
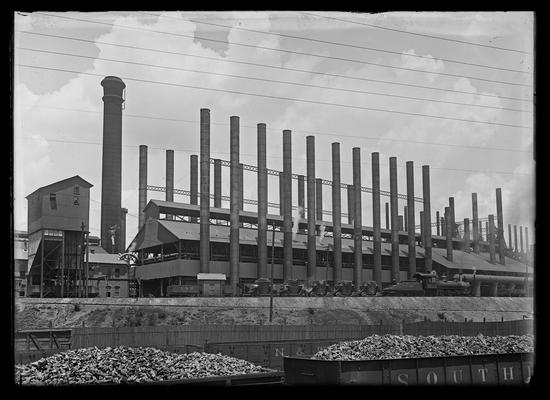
25, 175, 93, 297
24, 175, 131, 298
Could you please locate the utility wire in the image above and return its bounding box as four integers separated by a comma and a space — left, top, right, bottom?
303, 12, 533, 55
17, 30, 532, 104
25, 105, 532, 154
16, 64, 532, 129
33, 12, 532, 88
140, 11, 530, 75
20, 136, 532, 176
18, 46, 530, 114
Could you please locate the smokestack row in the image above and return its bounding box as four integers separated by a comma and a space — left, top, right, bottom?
133, 104, 531, 296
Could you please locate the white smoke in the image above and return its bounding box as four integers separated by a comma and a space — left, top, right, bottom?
292, 206, 303, 240
319, 223, 327, 245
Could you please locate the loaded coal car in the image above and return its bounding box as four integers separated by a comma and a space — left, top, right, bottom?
380, 272, 470, 296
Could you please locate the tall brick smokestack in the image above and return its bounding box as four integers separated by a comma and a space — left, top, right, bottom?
100, 76, 125, 254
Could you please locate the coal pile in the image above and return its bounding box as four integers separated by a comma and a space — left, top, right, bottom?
15, 346, 273, 385
312, 334, 534, 361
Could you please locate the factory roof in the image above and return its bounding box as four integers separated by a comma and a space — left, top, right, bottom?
431, 248, 532, 275
129, 219, 531, 275
141, 200, 472, 246
25, 175, 93, 199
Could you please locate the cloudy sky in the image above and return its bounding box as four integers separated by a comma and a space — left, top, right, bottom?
13, 11, 534, 249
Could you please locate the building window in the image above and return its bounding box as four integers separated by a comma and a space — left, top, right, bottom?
74, 185, 80, 195
49, 193, 57, 210
114, 268, 120, 278
114, 286, 120, 297
106, 292, 111, 297
73, 196, 79, 206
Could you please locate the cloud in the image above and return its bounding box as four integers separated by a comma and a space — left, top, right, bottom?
398, 49, 445, 82
13, 11, 534, 248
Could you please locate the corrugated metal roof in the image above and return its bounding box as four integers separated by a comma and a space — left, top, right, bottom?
431, 248, 532, 274
158, 220, 418, 255
135, 220, 532, 275
25, 175, 93, 199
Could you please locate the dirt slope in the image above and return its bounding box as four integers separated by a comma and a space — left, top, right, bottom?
14, 297, 534, 330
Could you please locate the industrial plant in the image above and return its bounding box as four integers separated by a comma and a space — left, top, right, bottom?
22, 75, 533, 299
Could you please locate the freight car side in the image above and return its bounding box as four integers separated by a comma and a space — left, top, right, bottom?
283, 352, 534, 385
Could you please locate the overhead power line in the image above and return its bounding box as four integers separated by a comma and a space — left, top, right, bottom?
140, 11, 530, 75
25, 105, 532, 154
34, 12, 532, 88
303, 12, 533, 55
17, 30, 532, 104
18, 46, 530, 114
20, 136, 532, 176
16, 64, 532, 129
